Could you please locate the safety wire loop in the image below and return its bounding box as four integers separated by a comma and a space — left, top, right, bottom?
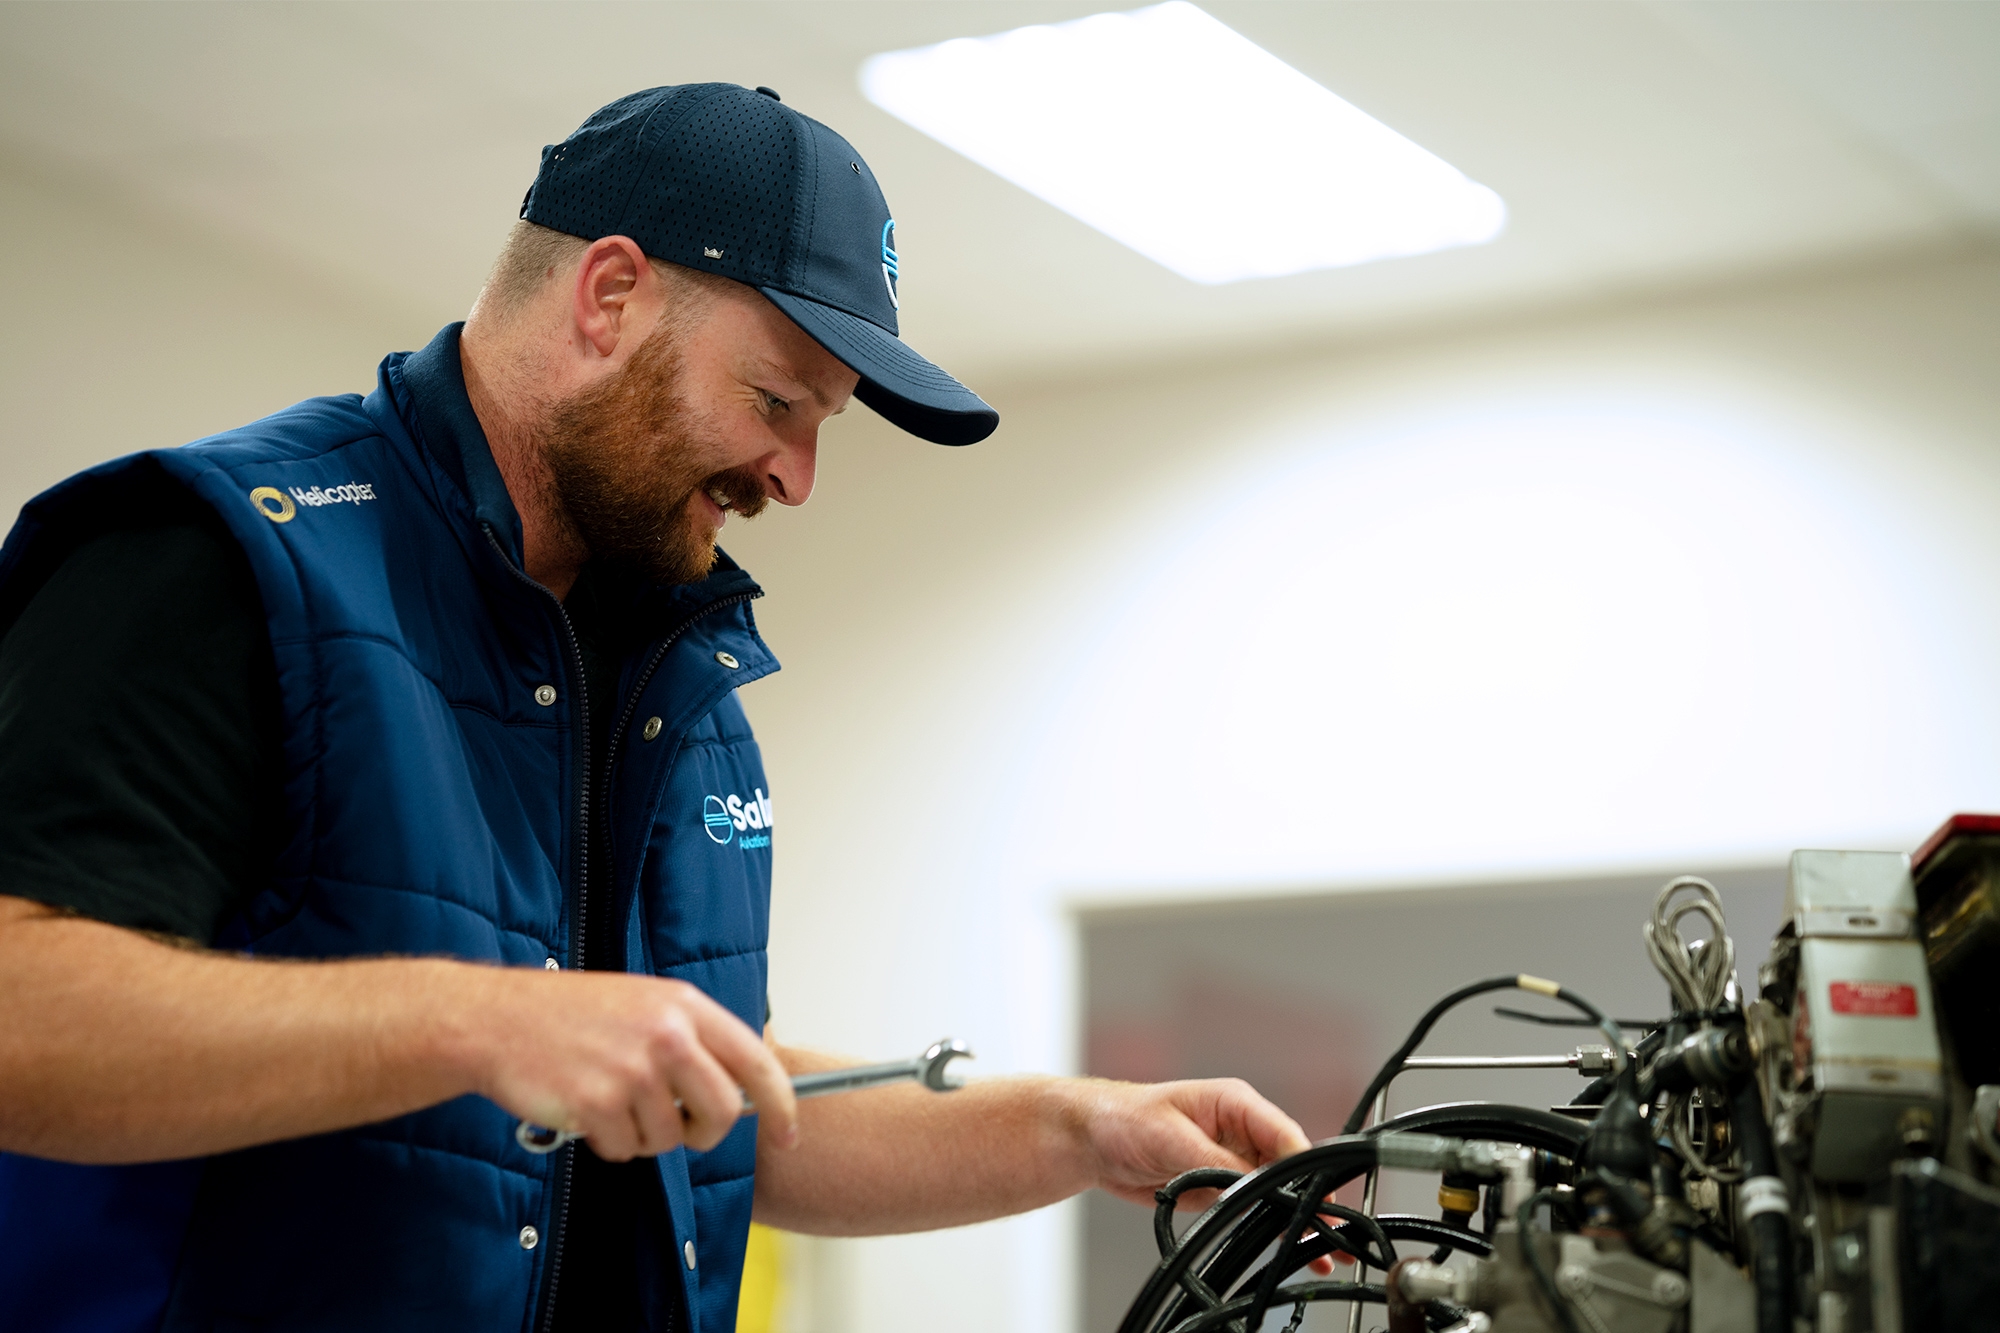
1643, 877, 1736, 1015
1644, 877, 1745, 1182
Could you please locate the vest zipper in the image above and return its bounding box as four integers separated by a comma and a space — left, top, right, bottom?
483, 529, 758, 1333
599, 590, 757, 786
576, 587, 755, 1333
482, 528, 590, 1333
542, 573, 587, 1333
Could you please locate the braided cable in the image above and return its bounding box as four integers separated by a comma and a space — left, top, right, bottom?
1643, 876, 1745, 1181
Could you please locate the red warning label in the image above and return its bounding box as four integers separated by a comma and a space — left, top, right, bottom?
1829, 981, 1919, 1017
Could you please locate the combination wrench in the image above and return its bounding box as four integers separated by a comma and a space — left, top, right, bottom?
515, 1037, 973, 1154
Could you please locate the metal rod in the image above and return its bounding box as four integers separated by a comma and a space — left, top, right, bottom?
1347, 1086, 1389, 1333
1401, 1054, 1582, 1069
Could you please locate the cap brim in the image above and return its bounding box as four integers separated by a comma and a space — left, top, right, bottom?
760, 289, 998, 446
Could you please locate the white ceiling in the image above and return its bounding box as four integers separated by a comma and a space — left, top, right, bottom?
2, 1, 1995, 388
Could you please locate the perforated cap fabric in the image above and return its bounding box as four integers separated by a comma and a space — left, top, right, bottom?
522, 84, 997, 446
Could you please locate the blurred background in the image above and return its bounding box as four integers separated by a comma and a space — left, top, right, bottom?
3, 3, 1998, 1331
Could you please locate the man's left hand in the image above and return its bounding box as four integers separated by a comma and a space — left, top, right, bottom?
1068, 1077, 1313, 1209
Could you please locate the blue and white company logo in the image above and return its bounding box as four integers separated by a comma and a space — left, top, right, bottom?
880, 219, 899, 311
702, 788, 774, 851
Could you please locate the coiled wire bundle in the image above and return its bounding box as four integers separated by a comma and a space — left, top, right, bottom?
1643, 876, 1742, 1182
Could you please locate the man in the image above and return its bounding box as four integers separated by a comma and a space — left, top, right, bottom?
0, 84, 1314, 1332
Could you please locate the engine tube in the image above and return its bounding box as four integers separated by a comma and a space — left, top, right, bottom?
1728, 1079, 1796, 1333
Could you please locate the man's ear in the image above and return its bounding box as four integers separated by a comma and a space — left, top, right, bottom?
570, 235, 651, 359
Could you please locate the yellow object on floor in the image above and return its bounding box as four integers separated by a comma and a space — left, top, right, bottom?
735, 1222, 788, 1333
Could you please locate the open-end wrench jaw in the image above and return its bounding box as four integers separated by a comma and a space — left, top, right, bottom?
920, 1038, 974, 1091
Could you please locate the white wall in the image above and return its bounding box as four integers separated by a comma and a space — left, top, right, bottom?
0, 150, 434, 513
719, 242, 2000, 1333
8, 149, 2000, 1333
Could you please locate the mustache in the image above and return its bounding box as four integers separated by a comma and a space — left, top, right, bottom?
699, 463, 770, 521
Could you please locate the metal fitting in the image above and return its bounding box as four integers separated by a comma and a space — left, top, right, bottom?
1438, 1184, 1481, 1214
1899, 1105, 1937, 1150
1372, 1132, 1465, 1172
1574, 1044, 1615, 1075
1739, 1175, 1791, 1223
1396, 1259, 1476, 1307
1971, 1085, 2000, 1164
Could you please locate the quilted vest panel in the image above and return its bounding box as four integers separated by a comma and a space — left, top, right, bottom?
0, 359, 776, 1333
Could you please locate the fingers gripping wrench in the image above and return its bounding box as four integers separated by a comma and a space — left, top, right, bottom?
515, 1037, 974, 1154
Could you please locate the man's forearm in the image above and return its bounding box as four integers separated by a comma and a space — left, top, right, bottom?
752, 1042, 1108, 1234
0, 894, 798, 1166
0, 896, 489, 1162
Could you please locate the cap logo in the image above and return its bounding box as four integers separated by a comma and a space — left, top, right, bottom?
703, 246, 724, 259
880, 219, 899, 310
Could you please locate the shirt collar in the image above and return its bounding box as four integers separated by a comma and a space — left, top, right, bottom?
399, 322, 526, 567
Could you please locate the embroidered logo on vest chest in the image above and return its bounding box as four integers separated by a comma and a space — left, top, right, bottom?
702, 788, 774, 850
249, 481, 378, 523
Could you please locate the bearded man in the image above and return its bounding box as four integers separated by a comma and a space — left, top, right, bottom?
0, 85, 1314, 1333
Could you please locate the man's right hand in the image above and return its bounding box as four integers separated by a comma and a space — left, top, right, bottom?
0, 894, 797, 1165
467, 969, 798, 1160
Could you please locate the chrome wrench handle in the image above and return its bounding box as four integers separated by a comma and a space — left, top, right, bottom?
515, 1036, 972, 1154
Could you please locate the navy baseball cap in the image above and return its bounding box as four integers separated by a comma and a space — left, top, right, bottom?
521, 83, 997, 447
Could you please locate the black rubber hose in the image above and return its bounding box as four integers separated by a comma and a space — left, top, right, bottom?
1244, 1168, 1337, 1322
1153, 1169, 1246, 1256
1368, 1101, 1589, 1158
1152, 1168, 1390, 1309
1164, 1190, 1392, 1331
1346, 977, 1627, 1135
1159, 1193, 1320, 1332
1150, 1199, 1291, 1333
1373, 1213, 1493, 1258
1162, 1280, 1385, 1333
1231, 1197, 1401, 1311
1118, 1138, 1380, 1333
1303, 1198, 1397, 1268
1133, 1098, 1595, 1333
1728, 1079, 1794, 1333
1152, 1169, 1242, 1312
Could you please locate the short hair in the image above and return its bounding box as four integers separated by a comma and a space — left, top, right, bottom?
474, 220, 739, 324
476, 221, 590, 321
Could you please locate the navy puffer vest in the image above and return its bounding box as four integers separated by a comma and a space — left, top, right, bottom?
0, 349, 776, 1333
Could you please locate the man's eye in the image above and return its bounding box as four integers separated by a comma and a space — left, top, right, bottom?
761, 391, 789, 413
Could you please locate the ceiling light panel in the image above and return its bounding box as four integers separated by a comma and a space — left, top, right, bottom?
860, 1, 1507, 285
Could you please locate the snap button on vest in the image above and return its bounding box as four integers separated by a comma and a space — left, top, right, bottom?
533, 684, 557, 706
641, 716, 664, 741
544, 957, 559, 970
519, 1226, 539, 1250
683, 1239, 697, 1269
714, 651, 739, 669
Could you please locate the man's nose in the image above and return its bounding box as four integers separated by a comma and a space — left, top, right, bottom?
763, 434, 818, 507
